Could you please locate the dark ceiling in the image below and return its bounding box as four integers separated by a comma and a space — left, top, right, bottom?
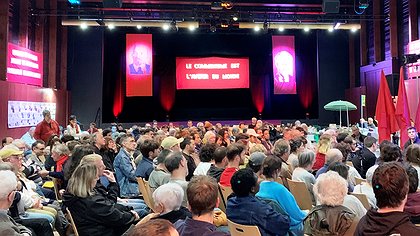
34, 0, 385, 30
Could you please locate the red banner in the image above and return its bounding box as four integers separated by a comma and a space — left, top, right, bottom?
126, 34, 153, 96
7, 43, 43, 87
176, 57, 249, 89
272, 36, 296, 94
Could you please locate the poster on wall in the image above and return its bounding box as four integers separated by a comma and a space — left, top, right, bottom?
8, 101, 56, 128
176, 57, 249, 89
126, 34, 153, 97
7, 43, 43, 87
272, 36, 296, 94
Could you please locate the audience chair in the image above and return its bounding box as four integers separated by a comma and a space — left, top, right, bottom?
346, 161, 354, 167
136, 177, 155, 212
218, 185, 227, 213
51, 177, 63, 202
354, 176, 367, 186
227, 219, 261, 236
66, 208, 79, 236
219, 183, 233, 204
275, 177, 284, 185
350, 192, 370, 210
286, 179, 313, 211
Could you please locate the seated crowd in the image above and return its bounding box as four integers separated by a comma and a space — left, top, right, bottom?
2, 112, 420, 236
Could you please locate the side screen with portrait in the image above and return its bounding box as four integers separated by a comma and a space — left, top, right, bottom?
272, 35, 296, 94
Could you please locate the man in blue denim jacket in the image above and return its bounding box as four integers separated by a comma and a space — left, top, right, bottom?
114, 134, 139, 197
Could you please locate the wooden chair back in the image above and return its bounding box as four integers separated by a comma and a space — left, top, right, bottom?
52, 177, 62, 201
219, 184, 233, 204
286, 178, 313, 210
227, 219, 261, 236
218, 185, 227, 213
136, 177, 155, 212
350, 192, 370, 210
66, 208, 79, 236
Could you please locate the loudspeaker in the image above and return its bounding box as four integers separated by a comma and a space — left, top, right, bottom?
322, 0, 340, 14
103, 0, 122, 8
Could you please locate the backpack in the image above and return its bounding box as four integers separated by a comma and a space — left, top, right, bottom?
304, 205, 357, 236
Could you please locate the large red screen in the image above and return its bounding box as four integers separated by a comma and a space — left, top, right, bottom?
126, 34, 153, 97
176, 57, 249, 89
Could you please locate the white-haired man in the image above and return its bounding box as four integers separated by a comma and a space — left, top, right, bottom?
0, 170, 33, 235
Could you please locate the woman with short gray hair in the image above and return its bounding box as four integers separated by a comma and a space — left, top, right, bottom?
292, 151, 316, 196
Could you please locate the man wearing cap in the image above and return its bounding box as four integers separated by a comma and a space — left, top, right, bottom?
161, 136, 183, 152
247, 152, 266, 177
34, 110, 60, 143
135, 139, 160, 180
246, 129, 261, 150
219, 143, 246, 187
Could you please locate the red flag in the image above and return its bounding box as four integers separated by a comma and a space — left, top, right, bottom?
375, 70, 399, 143
395, 67, 411, 148
415, 96, 420, 132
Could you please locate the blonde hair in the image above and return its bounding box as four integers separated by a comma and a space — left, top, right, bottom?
67, 163, 97, 198
80, 154, 102, 165
317, 134, 332, 154
249, 144, 267, 154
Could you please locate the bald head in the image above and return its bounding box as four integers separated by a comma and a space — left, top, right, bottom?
325, 148, 343, 165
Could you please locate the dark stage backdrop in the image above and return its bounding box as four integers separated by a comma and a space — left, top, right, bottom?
102, 29, 319, 123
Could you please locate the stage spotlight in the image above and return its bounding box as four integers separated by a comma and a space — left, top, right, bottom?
136, 25, 142, 29
210, 25, 217, 32
359, 0, 369, 9
188, 25, 196, 31
328, 26, 334, 32
221, 1, 233, 10
108, 23, 115, 30
403, 54, 420, 64
263, 21, 269, 32
232, 16, 238, 21
278, 27, 284, 32
303, 27, 310, 32
162, 24, 170, 31
254, 26, 261, 32
351, 27, 358, 33
80, 22, 88, 30
170, 20, 178, 31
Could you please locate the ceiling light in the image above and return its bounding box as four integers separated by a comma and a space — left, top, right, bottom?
188, 25, 196, 31
232, 16, 238, 21
80, 22, 88, 30
328, 26, 334, 32
254, 26, 260, 32
303, 27, 310, 32
351, 27, 358, 33
333, 22, 341, 30
210, 24, 217, 32
278, 27, 284, 32
162, 24, 170, 30
108, 24, 115, 30
136, 25, 142, 29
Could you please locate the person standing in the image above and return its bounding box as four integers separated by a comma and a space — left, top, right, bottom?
34, 110, 60, 143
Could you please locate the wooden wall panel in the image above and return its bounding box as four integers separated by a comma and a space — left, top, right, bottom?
409, 0, 418, 41
18, 0, 29, 48
47, 0, 57, 88
0, 80, 69, 139
373, 0, 383, 62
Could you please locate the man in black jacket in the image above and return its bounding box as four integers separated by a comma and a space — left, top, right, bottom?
352, 136, 377, 178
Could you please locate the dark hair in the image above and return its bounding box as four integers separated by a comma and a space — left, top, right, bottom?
226, 143, 245, 161
127, 219, 175, 236
231, 168, 257, 197
31, 140, 45, 150
102, 129, 112, 137
199, 143, 217, 162
213, 146, 227, 164
155, 149, 172, 164
373, 162, 408, 208
261, 155, 282, 178
139, 139, 160, 158
327, 162, 349, 179
405, 164, 419, 194
405, 144, 420, 166
180, 137, 192, 150
379, 140, 392, 152
61, 134, 75, 143
364, 136, 377, 148
66, 140, 81, 153
380, 143, 402, 163
289, 138, 303, 154
69, 115, 77, 121
64, 145, 95, 180
234, 133, 249, 142
333, 142, 351, 162
187, 176, 218, 216
336, 133, 349, 143
164, 151, 184, 173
